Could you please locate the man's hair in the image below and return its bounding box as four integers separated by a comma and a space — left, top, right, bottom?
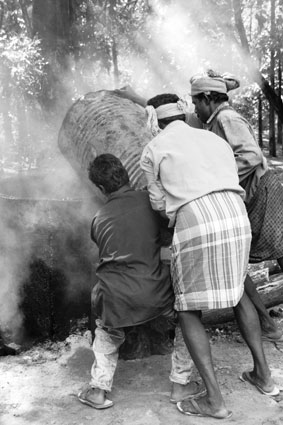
193, 91, 228, 103
88, 153, 129, 194
147, 93, 186, 125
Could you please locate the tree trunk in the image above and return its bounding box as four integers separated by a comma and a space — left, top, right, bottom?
112, 38, 119, 87
17, 100, 29, 167
232, 0, 283, 121
255, 0, 264, 148
1, 101, 14, 165
0, 0, 4, 30
1, 69, 14, 160
32, 0, 75, 109
278, 57, 283, 147
259, 73, 283, 119
258, 92, 263, 147
32, 0, 72, 59
232, 0, 250, 51
19, 0, 32, 37
269, 0, 276, 157
269, 105, 276, 156
108, 0, 120, 86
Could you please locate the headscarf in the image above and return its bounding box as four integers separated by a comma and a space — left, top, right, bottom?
189, 71, 240, 96
145, 98, 187, 136
221, 72, 241, 92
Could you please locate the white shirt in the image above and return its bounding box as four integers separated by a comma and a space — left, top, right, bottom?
140, 120, 245, 226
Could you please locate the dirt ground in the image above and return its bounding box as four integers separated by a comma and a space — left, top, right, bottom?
1, 151, 283, 425
1, 314, 283, 425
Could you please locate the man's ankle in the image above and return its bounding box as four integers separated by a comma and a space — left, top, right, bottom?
91, 387, 106, 403
171, 381, 201, 397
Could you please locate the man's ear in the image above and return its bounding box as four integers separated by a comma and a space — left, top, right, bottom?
204, 95, 210, 105
97, 184, 106, 194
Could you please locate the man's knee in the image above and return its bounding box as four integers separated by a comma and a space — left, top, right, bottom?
177, 310, 202, 320
94, 325, 125, 354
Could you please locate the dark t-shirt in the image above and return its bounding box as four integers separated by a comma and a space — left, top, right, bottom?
91, 186, 174, 328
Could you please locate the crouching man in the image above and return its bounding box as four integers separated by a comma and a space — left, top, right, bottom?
78, 154, 204, 410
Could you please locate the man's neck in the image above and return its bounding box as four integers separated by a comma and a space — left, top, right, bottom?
206, 101, 230, 124
107, 183, 131, 198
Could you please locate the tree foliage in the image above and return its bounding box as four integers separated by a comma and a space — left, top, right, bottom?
176, 0, 283, 150
0, 32, 46, 98
1, 0, 283, 170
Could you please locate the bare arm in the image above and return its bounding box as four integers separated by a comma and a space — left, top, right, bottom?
140, 147, 167, 214
114, 85, 147, 108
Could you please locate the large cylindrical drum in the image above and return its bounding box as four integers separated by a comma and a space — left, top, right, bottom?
58, 90, 152, 190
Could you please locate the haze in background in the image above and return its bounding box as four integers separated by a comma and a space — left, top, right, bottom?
0, 0, 251, 341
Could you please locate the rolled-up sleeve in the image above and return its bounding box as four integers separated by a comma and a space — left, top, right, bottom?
140, 146, 166, 212
220, 115, 266, 180
90, 217, 97, 243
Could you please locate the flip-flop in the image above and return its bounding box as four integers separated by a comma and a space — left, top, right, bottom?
262, 334, 283, 344
177, 399, 233, 419
170, 384, 207, 404
239, 371, 280, 396
78, 390, 114, 410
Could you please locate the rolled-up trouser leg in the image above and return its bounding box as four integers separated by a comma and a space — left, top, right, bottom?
90, 319, 125, 392
169, 323, 194, 385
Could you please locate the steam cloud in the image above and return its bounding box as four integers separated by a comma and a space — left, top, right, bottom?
0, 0, 251, 342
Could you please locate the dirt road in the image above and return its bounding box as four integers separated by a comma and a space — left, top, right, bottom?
1, 318, 283, 425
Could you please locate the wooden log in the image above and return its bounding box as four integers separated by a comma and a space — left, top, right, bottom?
202, 273, 283, 325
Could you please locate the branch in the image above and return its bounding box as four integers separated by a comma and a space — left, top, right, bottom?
259, 73, 283, 117
19, 0, 32, 38
0, 0, 4, 30
232, 0, 283, 120
232, 0, 251, 54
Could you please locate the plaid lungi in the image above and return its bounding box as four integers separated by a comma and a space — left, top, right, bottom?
247, 170, 283, 263
171, 191, 251, 311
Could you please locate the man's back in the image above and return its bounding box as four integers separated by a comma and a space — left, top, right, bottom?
92, 187, 163, 270
91, 186, 173, 328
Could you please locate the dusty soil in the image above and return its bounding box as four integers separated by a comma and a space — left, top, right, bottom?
1, 315, 283, 425
1, 149, 283, 425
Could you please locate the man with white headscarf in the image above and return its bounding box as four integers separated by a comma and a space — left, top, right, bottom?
190, 70, 283, 343
140, 93, 278, 419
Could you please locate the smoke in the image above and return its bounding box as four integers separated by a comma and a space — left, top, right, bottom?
0, 217, 31, 342
0, 36, 109, 342
0, 0, 256, 343
0, 144, 104, 343
117, 0, 252, 101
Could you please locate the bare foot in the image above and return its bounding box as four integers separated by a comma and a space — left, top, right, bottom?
261, 319, 282, 340
240, 370, 279, 396
170, 381, 206, 403
262, 328, 283, 341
